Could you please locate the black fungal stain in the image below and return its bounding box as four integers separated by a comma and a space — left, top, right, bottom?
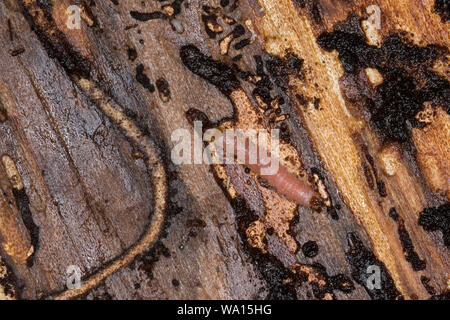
136, 64, 155, 93
418, 203, 449, 248
180, 45, 240, 95
302, 240, 319, 258
434, 0, 450, 22
317, 15, 450, 143
388, 208, 426, 271
345, 233, 402, 300
12, 188, 40, 267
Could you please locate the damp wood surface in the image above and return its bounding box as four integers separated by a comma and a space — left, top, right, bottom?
0, 0, 448, 300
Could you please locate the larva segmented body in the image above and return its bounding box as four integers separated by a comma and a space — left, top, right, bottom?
220, 134, 317, 207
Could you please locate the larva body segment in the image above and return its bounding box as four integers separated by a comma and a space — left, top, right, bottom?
259, 164, 315, 207
221, 135, 316, 207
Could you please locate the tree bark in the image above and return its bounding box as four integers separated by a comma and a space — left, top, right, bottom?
0, 0, 448, 300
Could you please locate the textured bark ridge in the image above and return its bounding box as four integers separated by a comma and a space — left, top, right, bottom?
0, 0, 448, 300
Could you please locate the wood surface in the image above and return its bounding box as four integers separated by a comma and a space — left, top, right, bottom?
0, 0, 448, 300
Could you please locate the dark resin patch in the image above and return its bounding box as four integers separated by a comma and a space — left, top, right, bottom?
418, 203, 450, 247
180, 45, 240, 95
317, 17, 449, 142
345, 233, 402, 300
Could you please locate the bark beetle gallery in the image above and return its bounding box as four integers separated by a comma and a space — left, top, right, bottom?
0, 0, 448, 300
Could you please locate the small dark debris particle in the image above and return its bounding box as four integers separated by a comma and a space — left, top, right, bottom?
389, 208, 399, 221
130, 11, 166, 22
302, 240, 319, 258
0, 105, 7, 123
234, 38, 251, 50
377, 180, 387, 197
136, 64, 155, 92
220, 0, 230, 7
156, 78, 171, 102
134, 283, 141, 290
172, 279, 180, 287
125, 24, 138, 30
11, 48, 25, 56
294, 0, 306, 8
313, 97, 320, 109
127, 47, 137, 61
110, 0, 119, 5
295, 94, 307, 106
420, 276, 436, 295
267, 227, 274, 236
232, 25, 246, 38
232, 54, 243, 62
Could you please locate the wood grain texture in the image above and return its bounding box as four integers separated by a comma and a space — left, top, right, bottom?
0, 0, 448, 300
